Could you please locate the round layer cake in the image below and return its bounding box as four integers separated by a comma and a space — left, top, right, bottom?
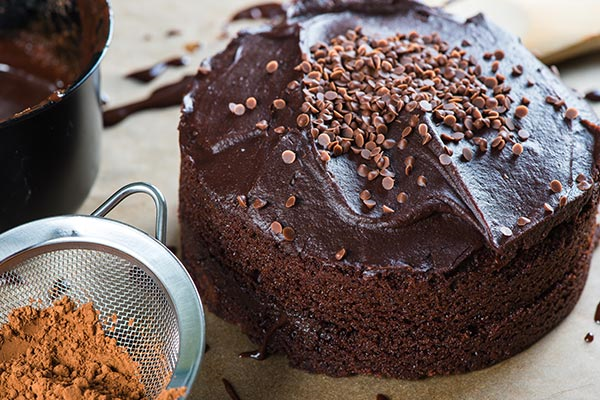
179, 0, 600, 378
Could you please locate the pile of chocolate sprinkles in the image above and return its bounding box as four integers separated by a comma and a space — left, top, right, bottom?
229, 26, 595, 257
295, 27, 528, 201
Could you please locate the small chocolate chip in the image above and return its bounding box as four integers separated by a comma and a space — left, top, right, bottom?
515, 105, 528, 119
397, 192, 408, 204
252, 198, 267, 209
285, 195, 297, 208
256, 120, 269, 130
282, 227, 295, 241
517, 216, 531, 226
266, 60, 279, 74
335, 248, 346, 260
549, 179, 563, 193
236, 195, 247, 208
273, 99, 286, 109
512, 143, 524, 156
439, 153, 452, 166
281, 150, 296, 164
462, 147, 473, 161
565, 107, 579, 120
382, 176, 395, 190
297, 113, 310, 128
270, 221, 282, 234
382, 205, 395, 214
229, 103, 245, 116
245, 97, 257, 110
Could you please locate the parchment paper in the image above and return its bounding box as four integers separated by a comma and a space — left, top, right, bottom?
80, 1, 600, 398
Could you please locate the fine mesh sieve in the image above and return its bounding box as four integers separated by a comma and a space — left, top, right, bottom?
0, 183, 205, 399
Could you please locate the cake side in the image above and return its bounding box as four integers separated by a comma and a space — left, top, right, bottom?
180, 156, 598, 377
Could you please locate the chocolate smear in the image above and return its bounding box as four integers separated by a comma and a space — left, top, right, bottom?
584, 90, 600, 102
239, 318, 287, 360
231, 2, 286, 21
126, 56, 189, 83
222, 378, 242, 400
103, 74, 194, 127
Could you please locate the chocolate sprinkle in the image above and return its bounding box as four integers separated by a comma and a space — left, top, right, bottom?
439, 153, 452, 166
382, 176, 395, 190
298, 27, 525, 202
282, 150, 296, 164
252, 198, 267, 209
229, 103, 246, 116
512, 143, 523, 156
515, 105, 528, 119
270, 221, 283, 234
282, 227, 296, 241
273, 98, 286, 109
578, 180, 592, 191
256, 120, 269, 130
285, 195, 297, 208
396, 192, 408, 204
565, 107, 579, 120
236, 195, 247, 208
382, 205, 395, 213
549, 179, 563, 193
462, 147, 473, 161
517, 216, 531, 226
585, 332, 594, 343
594, 302, 600, 324
296, 113, 310, 127
266, 60, 279, 74
245, 97, 257, 110
559, 195, 567, 208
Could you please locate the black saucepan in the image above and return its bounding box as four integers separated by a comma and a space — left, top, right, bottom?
0, 0, 112, 232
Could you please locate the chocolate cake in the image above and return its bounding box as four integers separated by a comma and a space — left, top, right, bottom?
179, 0, 600, 378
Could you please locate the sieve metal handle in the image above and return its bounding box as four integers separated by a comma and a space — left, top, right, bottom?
91, 182, 167, 244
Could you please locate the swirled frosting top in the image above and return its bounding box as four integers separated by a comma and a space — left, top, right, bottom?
179, 0, 599, 272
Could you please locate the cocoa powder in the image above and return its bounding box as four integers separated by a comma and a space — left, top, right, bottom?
0, 297, 185, 399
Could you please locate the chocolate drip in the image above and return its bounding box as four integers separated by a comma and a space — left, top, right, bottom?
585, 332, 594, 343
585, 90, 600, 102
126, 56, 188, 83
222, 378, 241, 400
103, 75, 194, 127
239, 318, 287, 360
231, 2, 286, 21
595, 302, 600, 324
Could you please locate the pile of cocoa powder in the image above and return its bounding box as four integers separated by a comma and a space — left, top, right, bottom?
0, 297, 185, 400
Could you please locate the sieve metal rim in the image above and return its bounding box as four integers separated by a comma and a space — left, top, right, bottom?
0, 183, 205, 398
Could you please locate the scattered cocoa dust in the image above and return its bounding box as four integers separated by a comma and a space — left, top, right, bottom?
0, 297, 185, 400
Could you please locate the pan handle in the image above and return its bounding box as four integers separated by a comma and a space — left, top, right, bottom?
91, 182, 167, 244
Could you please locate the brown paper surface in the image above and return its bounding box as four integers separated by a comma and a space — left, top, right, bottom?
81, 1, 600, 398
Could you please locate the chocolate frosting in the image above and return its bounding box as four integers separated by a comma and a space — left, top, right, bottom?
179, 0, 599, 272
